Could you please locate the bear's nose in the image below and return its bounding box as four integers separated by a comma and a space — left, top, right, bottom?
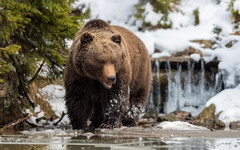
108, 76, 116, 84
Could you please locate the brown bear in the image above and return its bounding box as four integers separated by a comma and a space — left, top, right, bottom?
64, 19, 151, 130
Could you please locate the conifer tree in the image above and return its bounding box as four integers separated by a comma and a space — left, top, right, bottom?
0, 0, 88, 127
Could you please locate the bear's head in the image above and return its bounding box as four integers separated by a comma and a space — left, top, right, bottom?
72, 30, 125, 89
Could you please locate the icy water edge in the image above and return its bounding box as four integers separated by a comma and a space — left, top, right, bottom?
1, 127, 240, 150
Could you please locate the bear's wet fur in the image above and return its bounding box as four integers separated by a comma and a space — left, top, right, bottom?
64, 19, 151, 130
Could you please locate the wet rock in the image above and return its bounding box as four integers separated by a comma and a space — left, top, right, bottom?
191, 104, 225, 130
229, 121, 240, 130
157, 115, 176, 122
204, 118, 225, 130
138, 118, 159, 128
169, 110, 192, 121
152, 55, 191, 63
142, 109, 159, 119
233, 31, 240, 35
157, 110, 192, 122
174, 46, 202, 57
191, 40, 213, 49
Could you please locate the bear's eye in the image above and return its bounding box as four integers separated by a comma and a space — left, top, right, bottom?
98, 60, 105, 64
111, 60, 117, 64
111, 34, 121, 44
81, 48, 88, 51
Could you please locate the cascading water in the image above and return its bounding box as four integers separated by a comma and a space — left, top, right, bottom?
147, 60, 160, 112
148, 59, 239, 116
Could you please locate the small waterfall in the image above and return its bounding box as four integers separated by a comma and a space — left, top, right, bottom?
155, 61, 161, 112
199, 60, 206, 102
176, 63, 182, 110
164, 60, 174, 113
147, 59, 239, 116
147, 76, 154, 111
164, 62, 183, 114
184, 60, 194, 97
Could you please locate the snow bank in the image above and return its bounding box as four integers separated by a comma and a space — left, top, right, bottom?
190, 53, 201, 62
152, 52, 171, 59
74, 0, 138, 30
39, 84, 66, 117
39, 84, 70, 126
213, 40, 240, 86
206, 84, 240, 126
157, 121, 207, 130
144, 2, 163, 26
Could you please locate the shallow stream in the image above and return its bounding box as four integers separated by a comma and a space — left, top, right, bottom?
1, 127, 240, 150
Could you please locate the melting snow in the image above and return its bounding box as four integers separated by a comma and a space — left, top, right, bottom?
206, 84, 240, 126
39, 84, 66, 117
158, 121, 207, 130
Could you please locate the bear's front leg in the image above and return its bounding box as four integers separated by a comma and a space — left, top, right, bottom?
122, 91, 149, 126
65, 85, 93, 130
100, 85, 130, 128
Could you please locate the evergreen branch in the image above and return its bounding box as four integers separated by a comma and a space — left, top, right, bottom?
29, 59, 45, 84
15, 32, 37, 48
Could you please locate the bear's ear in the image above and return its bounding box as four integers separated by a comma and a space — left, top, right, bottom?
81, 32, 93, 45
111, 34, 121, 44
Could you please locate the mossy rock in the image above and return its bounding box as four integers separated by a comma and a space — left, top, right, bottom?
0, 72, 26, 129
191, 104, 225, 130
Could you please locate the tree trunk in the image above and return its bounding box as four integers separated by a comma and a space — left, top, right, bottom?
0, 71, 27, 128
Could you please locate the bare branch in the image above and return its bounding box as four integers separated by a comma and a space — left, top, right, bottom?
0, 111, 41, 132
53, 111, 66, 126
29, 59, 45, 84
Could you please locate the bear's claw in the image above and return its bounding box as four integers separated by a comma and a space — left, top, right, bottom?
99, 122, 122, 129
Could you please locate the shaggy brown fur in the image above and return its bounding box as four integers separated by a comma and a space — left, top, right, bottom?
64, 19, 151, 130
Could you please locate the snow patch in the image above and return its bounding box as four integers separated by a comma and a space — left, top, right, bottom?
206, 84, 240, 126
74, 0, 138, 30
39, 84, 66, 117
144, 2, 163, 26
190, 53, 201, 62
157, 121, 207, 130
151, 52, 171, 58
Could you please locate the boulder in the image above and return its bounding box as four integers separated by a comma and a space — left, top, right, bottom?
191, 40, 213, 49
229, 121, 240, 130
191, 104, 225, 130
157, 110, 192, 122
142, 109, 159, 119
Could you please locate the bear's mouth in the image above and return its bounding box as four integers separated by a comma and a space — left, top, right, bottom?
102, 82, 112, 89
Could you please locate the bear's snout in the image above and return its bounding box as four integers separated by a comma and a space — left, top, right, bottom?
101, 64, 116, 89
108, 76, 116, 84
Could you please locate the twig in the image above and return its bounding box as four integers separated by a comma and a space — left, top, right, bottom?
0, 111, 41, 132
29, 59, 45, 84
53, 111, 66, 126
26, 120, 43, 128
